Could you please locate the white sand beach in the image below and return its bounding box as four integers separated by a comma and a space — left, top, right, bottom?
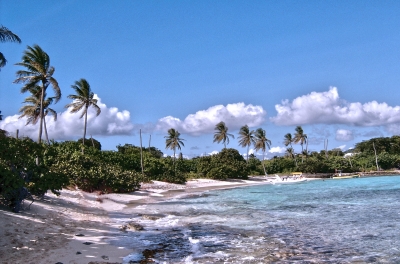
0, 177, 271, 264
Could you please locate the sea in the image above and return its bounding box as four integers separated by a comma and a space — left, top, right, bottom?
109, 175, 400, 263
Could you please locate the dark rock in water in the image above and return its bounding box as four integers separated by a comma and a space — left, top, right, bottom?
76, 251, 82, 254
140, 214, 164, 220
83, 242, 94, 245
142, 248, 157, 258
75, 233, 85, 237
55, 262, 63, 264
101, 255, 109, 260
120, 221, 144, 231
128, 221, 144, 231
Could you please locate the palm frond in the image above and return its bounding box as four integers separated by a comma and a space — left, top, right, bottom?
0, 52, 6, 68
0, 25, 21, 43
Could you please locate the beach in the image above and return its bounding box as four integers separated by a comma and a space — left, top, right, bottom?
0, 177, 271, 264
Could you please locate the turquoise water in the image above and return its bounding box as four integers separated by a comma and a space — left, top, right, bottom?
112, 176, 400, 263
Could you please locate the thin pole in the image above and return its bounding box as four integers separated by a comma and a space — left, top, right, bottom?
140, 129, 144, 177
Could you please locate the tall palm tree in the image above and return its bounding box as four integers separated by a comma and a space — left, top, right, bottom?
284, 133, 297, 166
19, 86, 57, 144
254, 128, 271, 175
213, 121, 234, 149
294, 126, 307, 163
14, 45, 60, 144
238, 125, 255, 162
0, 25, 21, 69
165, 128, 185, 169
66, 78, 101, 146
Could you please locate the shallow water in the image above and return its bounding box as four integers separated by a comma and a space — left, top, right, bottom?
111, 176, 400, 263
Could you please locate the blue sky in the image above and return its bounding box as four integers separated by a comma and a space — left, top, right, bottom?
1, 0, 400, 159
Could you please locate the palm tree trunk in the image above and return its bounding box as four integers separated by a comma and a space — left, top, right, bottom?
173, 148, 176, 175
246, 145, 249, 162
262, 151, 267, 175
38, 84, 45, 143
83, 107, 88, 146
373, 142, 379, 171
43, 114, 50, 144
301, 144, 304, 163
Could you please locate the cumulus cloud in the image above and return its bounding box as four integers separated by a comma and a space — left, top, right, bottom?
156, 103, 266, 135
0, 95, 134, 140
270, 87, 400, 127
335, 129, 354, 141
269, 146, 286, 154
209, 150, 219, 156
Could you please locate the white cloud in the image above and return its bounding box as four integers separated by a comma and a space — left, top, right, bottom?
335, 129, 354, 141
209, 150, 219, 156
269, 146, 286, 154
270, 87, 400, 127
156, 103, 266, 135
0, 95, 134, 140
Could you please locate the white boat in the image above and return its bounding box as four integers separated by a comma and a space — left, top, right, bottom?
267, 172, 307, 184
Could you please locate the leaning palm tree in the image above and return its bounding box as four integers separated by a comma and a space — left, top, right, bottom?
66, 78, 101, 146
0, 25, 21, 69
213, 121, 234, 149
294, 126, 307, 163
19, 86, 57, 144
254, 128, 271, 175
14, 45, 60, 144
238, 125, 255, 162
165, 128, 185, 170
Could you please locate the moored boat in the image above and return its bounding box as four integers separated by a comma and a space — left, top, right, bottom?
332, 174, 360, 179
267, 172, 307, 184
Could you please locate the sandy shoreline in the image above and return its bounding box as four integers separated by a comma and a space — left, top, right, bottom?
0, 177, 273, 264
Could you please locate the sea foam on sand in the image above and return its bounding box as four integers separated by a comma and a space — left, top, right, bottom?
0, 177, 270, 264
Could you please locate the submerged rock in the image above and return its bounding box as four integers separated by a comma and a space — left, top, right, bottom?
120, 221, 144, 231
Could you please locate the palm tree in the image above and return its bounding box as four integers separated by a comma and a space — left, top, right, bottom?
285, 147, 295, 159
14, 45, 60, 144
213, 121, 234, 149
165, 128, 185, 170
19, 86, 57, 144
254, 128, 271, 175
0, 25, 21, 69
66, 79, 101, 146
284, 133, 294, 148
238, 125, 255, 162
284, 133, 297, 166
294, 126, 307, 163
301, 149, 310, 162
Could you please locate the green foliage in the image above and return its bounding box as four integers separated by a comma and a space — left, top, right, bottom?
117, 144, 163, 159
247, 155, 264, 175
0, 136, 69, 201
198, 148, 249, 180
47, 141, 141, 193
77, 137, 102, 150
355, 136, 400, 155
